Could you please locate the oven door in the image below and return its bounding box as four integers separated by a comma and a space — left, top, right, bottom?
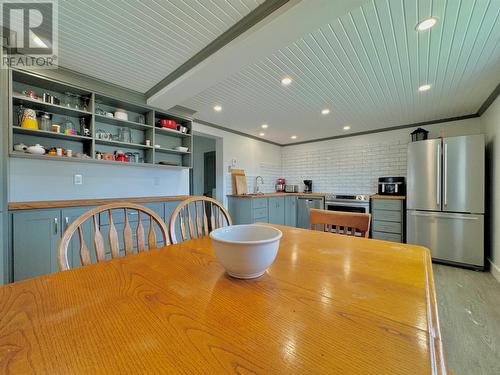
326, 201, 369, 214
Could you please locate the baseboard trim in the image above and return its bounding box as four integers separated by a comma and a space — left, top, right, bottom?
490, 259, 500, 284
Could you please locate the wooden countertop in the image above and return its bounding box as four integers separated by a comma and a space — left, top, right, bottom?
0, 225, 446, 374
8, 195, 190, 210
228, 192, 328, 198
370, 194, 406, 200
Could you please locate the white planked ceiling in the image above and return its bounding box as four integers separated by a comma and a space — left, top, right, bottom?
181, 0, 500, 144
57, 0, 264, 92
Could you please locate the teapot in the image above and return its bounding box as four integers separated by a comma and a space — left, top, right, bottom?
26, 144, 46, 155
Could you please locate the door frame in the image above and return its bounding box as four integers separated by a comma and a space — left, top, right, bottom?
190, 131, 224, 204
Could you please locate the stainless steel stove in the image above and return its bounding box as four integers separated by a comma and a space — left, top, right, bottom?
325, 194, 370, 213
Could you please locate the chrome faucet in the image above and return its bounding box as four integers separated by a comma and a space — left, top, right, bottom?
254, 176, 264, 194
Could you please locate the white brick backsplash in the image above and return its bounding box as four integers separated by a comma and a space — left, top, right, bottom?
222, 118, 481, 196
282, 139, 408, 194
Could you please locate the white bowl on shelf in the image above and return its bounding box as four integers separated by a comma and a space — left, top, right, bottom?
114, 109, 128, 121
174, 146, 189, 152
210, 225, 282, 279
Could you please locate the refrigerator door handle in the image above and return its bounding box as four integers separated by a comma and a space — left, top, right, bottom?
436, 143, 441, 207
409, 211, 479, 220
444, 143, 448, 206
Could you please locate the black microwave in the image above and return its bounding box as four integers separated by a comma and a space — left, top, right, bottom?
378, 177, 405, 196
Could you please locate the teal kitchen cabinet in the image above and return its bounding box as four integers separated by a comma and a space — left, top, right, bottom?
268, 197, 285, 225
228, 197, 269, 225
284, 196, 297, 227
12, 209, 61, 281
61, 207, 96, 268
99, 202, 166, 252
371, 198, 406, 243
228, 195, 299, 227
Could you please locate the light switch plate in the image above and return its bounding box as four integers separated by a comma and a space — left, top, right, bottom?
74, 174, 83, 185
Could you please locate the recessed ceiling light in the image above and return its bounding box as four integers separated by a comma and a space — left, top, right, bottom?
259, 132, 265, 137
261, 124, 268, 129
281, 77, 292, 86
416, 17, 437, 31
343, 126, 351, 131
321, 108, 330, 115
418, 84, 432, 92
290, 135, 297, 140
213, 105, 222, 112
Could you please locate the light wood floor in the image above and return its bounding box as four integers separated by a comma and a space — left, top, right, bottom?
433, 264, 500, 375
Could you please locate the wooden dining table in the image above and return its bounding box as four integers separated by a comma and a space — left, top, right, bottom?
0, 224, 446, 374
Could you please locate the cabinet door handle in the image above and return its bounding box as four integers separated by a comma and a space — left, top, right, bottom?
54, 217, 58, 234
65, 216, 69, 229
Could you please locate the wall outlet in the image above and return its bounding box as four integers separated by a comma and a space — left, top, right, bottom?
74, 174, 83, 185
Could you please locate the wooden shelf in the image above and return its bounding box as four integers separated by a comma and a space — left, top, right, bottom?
95, 139, 153, 150
10, 151, 189, 170
155, 126, 191, 138
10, 70, 193, 169
10, 151, 92, 162
13, 127, 92, 142
12, 94, 91, 117
94, 114, 152, 130
154, 147, 191, 155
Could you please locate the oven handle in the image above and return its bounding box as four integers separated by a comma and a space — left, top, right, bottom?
326, 201, 369, 208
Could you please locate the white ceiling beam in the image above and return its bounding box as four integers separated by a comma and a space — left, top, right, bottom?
146, 0, 366, 109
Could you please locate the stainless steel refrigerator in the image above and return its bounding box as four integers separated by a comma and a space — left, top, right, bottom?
406, 135, 485, 269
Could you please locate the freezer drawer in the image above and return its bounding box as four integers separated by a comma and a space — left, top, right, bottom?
407, 211, 484, 267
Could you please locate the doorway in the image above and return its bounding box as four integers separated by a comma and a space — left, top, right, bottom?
191, 134, 218, 199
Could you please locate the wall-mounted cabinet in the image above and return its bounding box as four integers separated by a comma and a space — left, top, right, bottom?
9, 69, 193, 169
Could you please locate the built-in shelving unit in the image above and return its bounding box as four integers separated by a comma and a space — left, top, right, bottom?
9, 69, 193, 169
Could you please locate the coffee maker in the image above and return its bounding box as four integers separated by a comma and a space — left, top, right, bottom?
303, 180, 312, 193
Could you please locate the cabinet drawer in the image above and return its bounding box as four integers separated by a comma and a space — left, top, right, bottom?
100, 202, 164, 225
372, 199, 402, 211
253, 207, 268, 218
372, 231, 402, 243
252, 198, 268, 209
372, 209, 402, 222
373, 220, 402, 234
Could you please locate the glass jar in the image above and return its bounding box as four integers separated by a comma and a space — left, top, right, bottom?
20, 108, 38, 129
63, 117, 76, 135
39, 112, 52, 131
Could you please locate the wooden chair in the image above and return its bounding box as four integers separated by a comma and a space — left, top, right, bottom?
310, 209, 371, 238
169, 196, 232, 244
57, 202, 169, 271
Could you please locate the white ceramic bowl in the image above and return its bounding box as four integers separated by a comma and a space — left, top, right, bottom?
175, 146, 189, 152
210, 225, 282, 279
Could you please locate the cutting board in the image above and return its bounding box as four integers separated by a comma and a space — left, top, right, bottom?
235, 175, 248, 195
231, 169, 246, 195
